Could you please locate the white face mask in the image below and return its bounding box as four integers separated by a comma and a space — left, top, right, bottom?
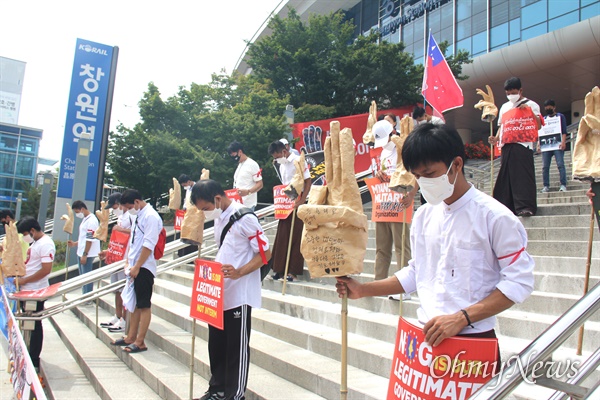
112, 208, 124, 217
507, 94, 520, 104
75, 212, 84, 219
203, 198, 222, 221
276, 157, 287, 165
127, 208, 139, 216
417, 120, 427, 125
416, 162, 458, 206
23, 234, 34, 244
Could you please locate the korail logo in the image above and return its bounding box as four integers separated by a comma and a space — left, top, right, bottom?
79, 43, 108, 56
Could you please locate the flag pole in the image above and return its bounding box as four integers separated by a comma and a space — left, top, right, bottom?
490, 120, 494, 195
282, 208, 296, 296
341, 293, 348, 400
400, 207, 407, 317
576, 205, 595, 355
189, 247, 201, 400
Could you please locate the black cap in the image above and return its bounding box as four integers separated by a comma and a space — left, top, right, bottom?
104, 193, 122, 209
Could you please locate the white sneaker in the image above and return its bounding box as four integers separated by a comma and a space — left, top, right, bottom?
402, 293, 412, 301
100, 315, 119, 328
559, 185, 567, 192
108, 318, 126, 332
541, 186, 550, 193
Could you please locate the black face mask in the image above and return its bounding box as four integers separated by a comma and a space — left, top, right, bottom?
231, 155, 240, 162
545, 108, 555, 116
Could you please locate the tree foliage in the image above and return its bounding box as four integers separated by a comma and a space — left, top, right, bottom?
107, 76, 289, 204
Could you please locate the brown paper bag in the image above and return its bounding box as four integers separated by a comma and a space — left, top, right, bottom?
389, 115, 416, 193
573, 86, 600, 182
180, 205, 205, 245
61, 202, 74, 235
169, 177, 181, 210
93, 201, 110, 242
1, 221, 25, 278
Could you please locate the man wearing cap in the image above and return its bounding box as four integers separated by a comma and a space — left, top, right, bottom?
227, 141, 263, 211
279, 138, 300, 156
372, 120, 412, 296
98, 192, 136, 332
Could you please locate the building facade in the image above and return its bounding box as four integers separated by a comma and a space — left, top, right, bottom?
0, 123, 43, 210
236, 0, 600, 141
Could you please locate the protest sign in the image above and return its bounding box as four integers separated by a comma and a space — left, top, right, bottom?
225, 189, 243, 204
106, 229, 129, 264
174, 209, 185, 231
190, 259, 224, 330
273, 185, 295, 220
501, 107, 539, 144
388, 318, 498, 400
539, 115, 562, 152
365, 178, 413, 223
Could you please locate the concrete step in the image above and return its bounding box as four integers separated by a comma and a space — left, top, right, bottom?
519, 214, 596, 228
535, 203, 595, 216
49, 309, 163, 400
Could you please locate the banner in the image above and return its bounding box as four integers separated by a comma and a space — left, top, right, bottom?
292, 106, 413, 175
57, 38, 117, 200
0, 286, 47, 400
10, 283, 61, 301
539, 115, 562, 152
106, 229, 130, 264
365, 178, 413, 223
174, 209, 185, 231
225, 189, 243, 204
273, 185, 294, 220
388, 318, 497, 400
501, 107, 539, 145
190, 259, 224, 330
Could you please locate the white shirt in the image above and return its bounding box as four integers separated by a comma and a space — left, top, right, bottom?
380, 141, 397, 176
395, 186, 534, 334
77, 213, 101, 257
183, 183, 195, 210
128, 204, 163, 276
414, 116, 444, 126
23, 234, 55, 291
234, 157, 262, 208
117, 212, 136, 230
498, 98, 541, 149
279, 152, 310, 185
214, 201, 269, 311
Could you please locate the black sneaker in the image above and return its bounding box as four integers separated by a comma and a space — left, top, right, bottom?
196, 391, 225, 400
269, 272, 281, 280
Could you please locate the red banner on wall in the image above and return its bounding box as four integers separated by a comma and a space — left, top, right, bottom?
174, 209, 185, 231
190, 259, 224, 330
388, 318, 498, 400
273, 184, 295, 220
292, 106, 414, 175
365, 177, 414, 223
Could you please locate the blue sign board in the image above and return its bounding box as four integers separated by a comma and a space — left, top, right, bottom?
57, 38, 115, 200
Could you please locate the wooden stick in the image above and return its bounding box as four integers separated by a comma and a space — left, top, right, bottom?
576, 206, 595, 355
189, 247, 202, 400
282, 209, 297, 296
64, 234, 71, 281
400, 208, 407, 317
340, 293, 348, 400
96, 256, 102, 338
490, 120, 494, 196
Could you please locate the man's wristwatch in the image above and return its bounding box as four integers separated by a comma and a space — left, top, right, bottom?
83, 251, 88, 256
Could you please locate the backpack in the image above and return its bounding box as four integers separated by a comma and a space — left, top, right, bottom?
219, 207, 272, 281
134, 219, 167, 260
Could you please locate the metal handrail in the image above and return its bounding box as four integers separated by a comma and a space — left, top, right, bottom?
470, 281, 600, 399
547, 347, 600, 400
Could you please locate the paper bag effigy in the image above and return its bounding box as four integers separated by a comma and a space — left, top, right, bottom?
389, 115, 416, 193
93, 201, 110, 242
1, 221, 25, 278
169, 177, 181, 210
573, 86, 600, 182
61, 202, 74, 235
181, 205, 205, 246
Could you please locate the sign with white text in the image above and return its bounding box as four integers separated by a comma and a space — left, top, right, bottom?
539, 115, 562, 152
365, 177, 413, 223
174, 209, 185, 231
190, 259, 224, 330
273, 185, 294, 220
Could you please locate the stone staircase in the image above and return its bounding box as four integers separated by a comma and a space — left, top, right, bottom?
38, 151, 599, 400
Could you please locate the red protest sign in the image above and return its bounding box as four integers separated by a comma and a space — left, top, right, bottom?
174, 209, 185, 231
388, 318, 498, 400
365, 177, 413, 223
225, 189, 243, 204
106, 230, 130, 264
11, 282, 61, 301
501, 107, 539, 144
190, 259, 224, 330
273, 184, 294, 220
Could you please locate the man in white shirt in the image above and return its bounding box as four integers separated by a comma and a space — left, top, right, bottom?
489, 77, 542, 217
268, 140, 311, 282
279, 138, 300, 156
336, 124, 534, 362
67, 200, 101, 294
227, 141, 264, 210
178, 174, 195, 210
191, 179, 271, 400
17, 217, 56, 371
110, 189, 162, 354
412, 106, 444, 126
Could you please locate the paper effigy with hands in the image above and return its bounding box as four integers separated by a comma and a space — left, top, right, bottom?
93, 201, 110, 242
474, 85, 498, 122
573, 86, 600, 182
283, 153, 307, 200
297, 121, 368, 278
200, 168, 210, 181
181, 205, 205, 245
168, 177, 181, 210
362, 101, 377, 146
389, 115, 417, 193
61, 202, 74, 235
1, 221, 25, 278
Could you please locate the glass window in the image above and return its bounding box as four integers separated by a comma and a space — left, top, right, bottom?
402, 22, 414, 44
440, 26, 454, 46
0, 177, 14, 191
0, 201, 12, 210
413, 40, 425, 58
413, 13, 425, 39
509, 1, 521, 19
492, 2, 510, 26
440, 2, 454, 28
456, 37, 471, 54
472, 31, 488, 55
0, 134, 18, 150
581, 2, 600, 20
16, 156, 35, 177
472, 11, 487, 34
549, 11, 580, 30
0, 152, 15, 174
548, 0, 579, 18
510, 18, 521, 40
13, 179, 32, 192
522, 22, 548, 40
522, 1, 548, 28
413, 56, 424, 65
581, 0, 599, 6
473, 0, 487, 14
491, 42, 509, 51
457, 0, 472, 21
457, 18, 472, 40
428, 9, 441, 33
19, 138, 37, 153
491, 22, 509, 47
